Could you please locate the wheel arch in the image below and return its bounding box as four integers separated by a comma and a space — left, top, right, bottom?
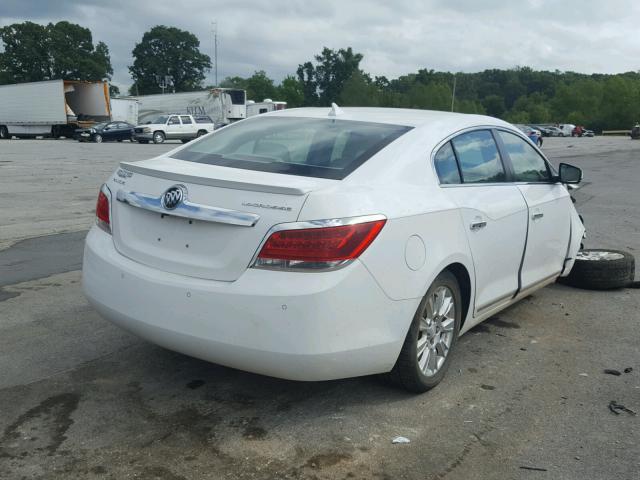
443, 262, 472, 329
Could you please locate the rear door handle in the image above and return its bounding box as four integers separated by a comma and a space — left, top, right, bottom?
532, 212, 544, 220
470, 221, 487, 231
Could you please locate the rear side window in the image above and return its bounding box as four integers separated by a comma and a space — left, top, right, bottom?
195, 116, 213, 124
180, 116, 193, 124
434, 142, 461, 184
497, 130, 551, 182
451, 130, 505, 183
171, 117, 412, 180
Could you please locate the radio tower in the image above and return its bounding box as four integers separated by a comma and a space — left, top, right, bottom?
211, 21, 218, 86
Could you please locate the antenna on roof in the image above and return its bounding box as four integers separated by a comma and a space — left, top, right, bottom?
328, 102, 344, 117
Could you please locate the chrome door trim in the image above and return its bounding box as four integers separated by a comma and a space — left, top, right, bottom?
116, 189, 260, 227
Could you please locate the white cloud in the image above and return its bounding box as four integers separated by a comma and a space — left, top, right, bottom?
1, 0, 638, 91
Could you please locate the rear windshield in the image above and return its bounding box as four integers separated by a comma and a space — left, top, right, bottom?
170, 117, 412, 179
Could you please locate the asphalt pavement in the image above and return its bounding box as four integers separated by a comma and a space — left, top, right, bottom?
0, 137, 638, 479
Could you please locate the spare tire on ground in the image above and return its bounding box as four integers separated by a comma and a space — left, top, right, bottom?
561, 249, 635, 290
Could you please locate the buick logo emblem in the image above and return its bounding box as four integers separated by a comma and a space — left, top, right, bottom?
161, 185, 186, 210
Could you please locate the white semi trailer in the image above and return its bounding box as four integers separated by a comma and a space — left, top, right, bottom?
110, 97, 139, 125
0, 79, 111, 139
129, 88, 246, 127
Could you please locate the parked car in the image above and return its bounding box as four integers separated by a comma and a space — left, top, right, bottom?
83, 106, 585, 392
514, 124, 543, 147
631, 124, 640, 140
544, 126, 564, 137
530, 125, 551, 137
559, 124, 576, 137
133, 114, 215, 144
75, 121, 136, 143
581, 129, 595, 137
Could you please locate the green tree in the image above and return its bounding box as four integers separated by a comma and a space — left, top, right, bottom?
0, 21, 112, 84
129, 25, 211, 94
47, 21, 112, 80
219, 76, 248, 90
276, 75, 304, 108
109, 84, 120, 97
339, 71, 381, 106
245, 70, 277, 101
297, 47, 363, 106
482, 94, 506, 117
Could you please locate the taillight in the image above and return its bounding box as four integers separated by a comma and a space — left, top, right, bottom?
253, 217, 386, 271
96, 185, 111, 234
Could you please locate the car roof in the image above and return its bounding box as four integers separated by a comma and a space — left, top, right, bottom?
267, 107, 513, 131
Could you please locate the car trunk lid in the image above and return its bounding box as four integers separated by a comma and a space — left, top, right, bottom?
111, 159, 334, 281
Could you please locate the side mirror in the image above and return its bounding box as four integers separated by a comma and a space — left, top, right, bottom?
558, 163, 582, 184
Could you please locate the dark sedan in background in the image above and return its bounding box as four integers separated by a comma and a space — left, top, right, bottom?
75, 121, 135, 143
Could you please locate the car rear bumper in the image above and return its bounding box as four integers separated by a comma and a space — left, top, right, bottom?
82, 227, 416, 381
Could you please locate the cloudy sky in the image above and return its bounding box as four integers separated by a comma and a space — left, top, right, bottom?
1, 0, 639, 90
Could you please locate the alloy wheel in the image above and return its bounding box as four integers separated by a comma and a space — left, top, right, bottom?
416, 286, 456, 377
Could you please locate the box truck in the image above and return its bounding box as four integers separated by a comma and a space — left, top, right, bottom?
110, 97, 139, 125
0, 79, 111, 139
129, 88, 246, 127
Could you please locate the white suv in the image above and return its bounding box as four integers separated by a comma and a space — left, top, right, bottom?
133, 114, 214, 144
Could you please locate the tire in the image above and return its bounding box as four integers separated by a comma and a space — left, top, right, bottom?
117, 139, 123, 142
0, 125, 9, 139
94, 134, 103, 143
389, 270, 461, 393
196, 130, 207, 137
559, 133, 565, 137
153, 131, 165, 144
561, 249, 635, 290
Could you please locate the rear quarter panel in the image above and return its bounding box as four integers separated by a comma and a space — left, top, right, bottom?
299, 184, 475, 319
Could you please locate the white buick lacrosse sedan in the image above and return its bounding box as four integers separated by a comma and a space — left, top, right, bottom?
83, 106, 584, 392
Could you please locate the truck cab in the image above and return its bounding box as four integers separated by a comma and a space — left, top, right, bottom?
133, 114, 214, 144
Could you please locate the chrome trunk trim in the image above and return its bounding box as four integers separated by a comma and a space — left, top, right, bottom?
116, 189, 260, 227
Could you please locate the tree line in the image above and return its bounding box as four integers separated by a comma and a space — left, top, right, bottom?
1, 21, 638, 130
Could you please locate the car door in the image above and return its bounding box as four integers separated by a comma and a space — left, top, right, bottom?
102, 122, 118, 141
114, 122, 127, 140
166, 116, 182, 138
435, 130, 529, 316
495, 130, 572, 289
180, 116, 194, 138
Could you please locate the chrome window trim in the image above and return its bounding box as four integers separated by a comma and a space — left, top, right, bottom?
248, 213, 387, 271
116, 189, 260, 227
430, 125, 554, 187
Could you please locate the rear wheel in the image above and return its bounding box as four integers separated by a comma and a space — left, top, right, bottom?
390, 271, 461, 392
153, 131, 165, 144
0, 125, 9, 139
197, 130, 207, 137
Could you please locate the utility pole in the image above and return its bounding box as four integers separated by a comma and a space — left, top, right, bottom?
211, 21, 218, 86
451, 74, 457, 112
